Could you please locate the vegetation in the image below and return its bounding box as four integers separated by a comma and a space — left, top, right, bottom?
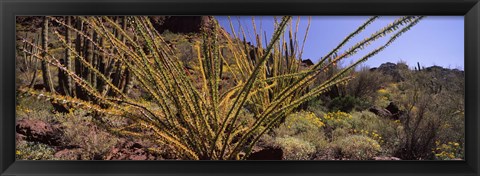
15, 16, 464, 160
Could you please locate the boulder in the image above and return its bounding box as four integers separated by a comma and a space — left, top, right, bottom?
369, 106, 392, 118
373, 156, 401, 160
149, 16, 213, 34
104, 140, 159, 160
371, 62, 405, 82
54, 148, 83, 160
386, 102, 402, 120
16, 119, 63, 146
301, 59, 314, 67
246, 147, 283, 160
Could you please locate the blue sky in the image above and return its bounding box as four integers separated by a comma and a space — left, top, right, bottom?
215, 16, 464, 70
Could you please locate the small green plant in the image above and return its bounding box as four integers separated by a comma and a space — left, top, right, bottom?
328, 95, 367, 112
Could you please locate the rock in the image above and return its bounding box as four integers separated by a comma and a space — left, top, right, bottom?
301, 59, 314, 67
369, 106, 392, 118
149, 16, 214, 34
104, 140, 160, 160
54, 148, 83, 160
16, 119, 63, 146
371, 62, 406, 82
16, 133, 26, 142
246, 147, 283, 160
386, 102, 402, 120
373, 156, 401, 160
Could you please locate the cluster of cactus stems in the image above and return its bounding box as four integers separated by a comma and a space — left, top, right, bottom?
19, 16, 423, 160
34, 16, 134, 112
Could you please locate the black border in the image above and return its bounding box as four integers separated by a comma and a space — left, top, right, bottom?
1, 0, 479, 176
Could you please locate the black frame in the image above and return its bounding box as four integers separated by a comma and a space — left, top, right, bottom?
1, 0, 479, 176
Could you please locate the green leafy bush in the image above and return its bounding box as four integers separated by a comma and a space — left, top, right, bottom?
327, 95, 364, 112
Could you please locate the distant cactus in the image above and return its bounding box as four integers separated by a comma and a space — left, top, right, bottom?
40, 17, 55, 93
58, 16, 72, 96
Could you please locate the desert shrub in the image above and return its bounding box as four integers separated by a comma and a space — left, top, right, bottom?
266, 111, 329, 157
16, 96, 56, 123
16, 141, 58, 160
273, 111, 327, 147
345, 66, 392, 101
277, 111, 324, 135
432, 141, 463, 160
306, 99, 328, 118
58, 110, 118, 160
388, 69, 464, 160
17, 96, 54, 113
321, 111, 353, 130
375, 92, 391, 108
331, 128, 349, 142
327, 95, 369, 112
321, 66, 392, 112
274, 136, 316, 160
349, 111, 398, 151
334, 135, 381, 160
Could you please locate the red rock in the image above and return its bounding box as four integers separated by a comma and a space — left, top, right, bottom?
16, 119, 62, 146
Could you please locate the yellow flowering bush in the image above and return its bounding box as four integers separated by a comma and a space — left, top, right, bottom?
352, 129, 384, 144
322, 111, 352, 129
432, 141, 463, 160
270, 111, 329, 157
377, 88, 389, 96
274, 111, 326, 142
282, 111, 324, 134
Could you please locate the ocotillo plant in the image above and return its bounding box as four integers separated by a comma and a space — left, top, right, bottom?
217, 16, 421, 119
215, 16, 424, 158
19, 16, 423, 160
